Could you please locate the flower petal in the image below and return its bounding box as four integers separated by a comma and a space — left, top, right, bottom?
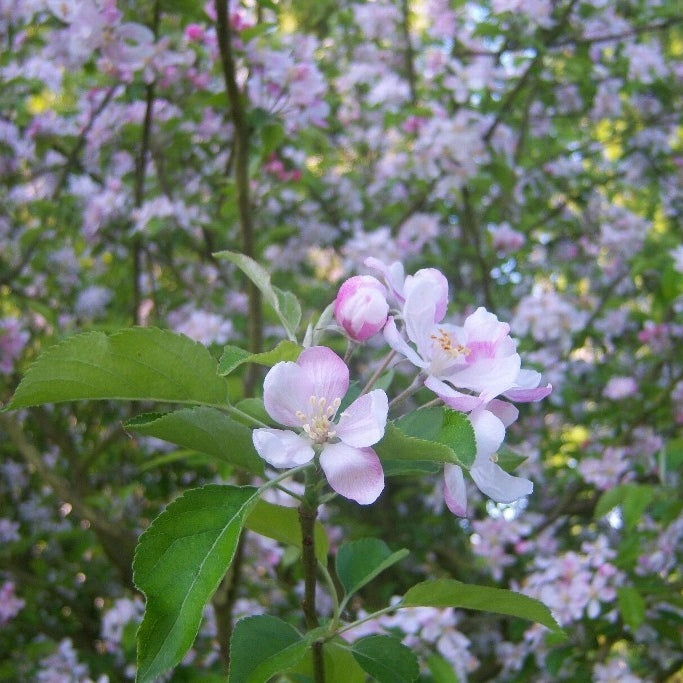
263, 361, 314, 426
470, 408, 506, 461
486, 399, 519, 427
503, 369, 552, 402
336, 389, 388, 447
470, 457, 533, 504
297, 346, 349, 403
384, 317, 428, 369
252, 428, 314, 469
319, 443, 384, 504
443, 463, 468, 516
424, 376, 484, 412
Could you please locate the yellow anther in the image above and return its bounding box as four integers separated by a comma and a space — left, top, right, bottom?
430, 329, 470, 358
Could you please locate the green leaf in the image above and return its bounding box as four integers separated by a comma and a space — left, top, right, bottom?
426, 653, 461, 683
349, 635, 419, 683
218, 340, 302, 376
228, 615, 307, 683
124, 407, 264, 474
402, 579, 564, 635
5, 328, 229, 410
496, 446, 529, 473
295, 639, 367, 683
246, 500, 329, 565
375, 422, 463, 467
617, 586, 646, 631
595, 484, 655, 530
383, 460, 441, 477
233, 397, 274, 426
213, 251, 301, 340
394, 406, 445, 440
436, 409, 477, 469
133, 485, 259, 682
336, 539, 409, 609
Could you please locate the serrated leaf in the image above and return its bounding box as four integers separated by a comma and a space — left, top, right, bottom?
436, 409, 477, 469
401, 579, 564, 635
218, 340, 302, 376
246, 500, 329, 565
336, 539, 409, 611
228, 615, 307, 683
394, 406, 445, 440
213, 251, 301, 340
6, 328, 229, 410
375, 422, 463, 467
124, 407, 263, 474
349, 635, 419, 683
133, 485, 258, 682
617, 586, 646, 631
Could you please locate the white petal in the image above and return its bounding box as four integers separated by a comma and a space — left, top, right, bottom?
336, 390, 388, 447
443, 464, 468, 516
263, 361, 314, 427
470, 457, 533, 504
298, 346, 349, 403
470, 408, 506, 461
451, 353, 521, 400
384, 317, 428, 369
319, 443, 384, 504
252, 428, 314, 469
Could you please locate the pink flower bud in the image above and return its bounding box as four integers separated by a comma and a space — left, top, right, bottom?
334, 275, 389, 341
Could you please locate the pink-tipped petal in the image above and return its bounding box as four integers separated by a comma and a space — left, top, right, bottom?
319, 443, 384, 504
443, 463, 468, 516
252, 428, 315, 468
425, 376, 484, 412
263, 361, 314, 426
298, 346, 349, 403
470, 458, 533, 504
336, 389, 388, 447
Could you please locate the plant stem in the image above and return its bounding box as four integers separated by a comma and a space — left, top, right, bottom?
360, 350, 396, 396
299, 469, 325, 682
214, 0, 263, 396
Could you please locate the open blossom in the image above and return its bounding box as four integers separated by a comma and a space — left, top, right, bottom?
443, 409, 533, 516
334, 275, 389, 341
252, 346, 387, 504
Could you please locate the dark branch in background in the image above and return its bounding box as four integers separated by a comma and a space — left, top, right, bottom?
461, 186, 494, 310
132, 0, 161, 325
400, 0, 417, 105
215, 0, 263, 398
483, 0, 580, 144
0, 413, 137, 587
0, 86, 118, 288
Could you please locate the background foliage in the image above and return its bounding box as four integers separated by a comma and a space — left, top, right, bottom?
1, 0, 682, 680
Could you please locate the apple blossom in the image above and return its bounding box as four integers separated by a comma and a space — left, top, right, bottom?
333, 275, 389, 341
252, 346, 387, 504
443, 409, 533, 517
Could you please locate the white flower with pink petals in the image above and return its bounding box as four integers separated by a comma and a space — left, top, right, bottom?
443, 409, 533, 516
252, 346, 388, 504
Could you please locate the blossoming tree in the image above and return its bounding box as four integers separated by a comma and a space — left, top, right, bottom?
1, 0, 682, 681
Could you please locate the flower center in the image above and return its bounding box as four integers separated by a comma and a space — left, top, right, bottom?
296, 396, 342, 444
430, 328, 470, 358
